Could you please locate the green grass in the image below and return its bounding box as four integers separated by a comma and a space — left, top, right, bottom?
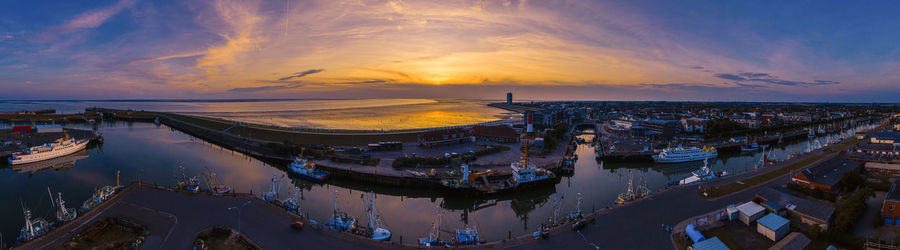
488, 103, 544, 112
824, 138, 859, 153
702, 155, 825, 199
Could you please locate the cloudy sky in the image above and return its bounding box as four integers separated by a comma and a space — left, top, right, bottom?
1, 0, 899, 101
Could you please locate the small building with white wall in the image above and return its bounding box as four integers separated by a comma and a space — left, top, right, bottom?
737, 201, 766, 225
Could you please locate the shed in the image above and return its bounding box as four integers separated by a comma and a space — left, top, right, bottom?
768, 232, 811, 250
737, 201, 766, 225
685, 224, 706, 243
757, 213, 790, 241
725, 204, 739, 221
690, 237, 729, 250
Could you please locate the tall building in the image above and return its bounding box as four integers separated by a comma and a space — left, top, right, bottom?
506, 92, 513, 104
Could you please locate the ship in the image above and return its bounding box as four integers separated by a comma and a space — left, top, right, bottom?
261, 174, 282, 203
441, 154, 557, 195
454, 228, 481, 246
652, 146, 717, 163
16, 203, 49, 244
13, 150, 88, 174
8, 135, 88, 165
288, 155, 330, 182
175, 166, 200, 193
418, 208, 448, 246
325, 191, 356, 232
203, 167, 231, 194
81, 171, 122, 213
49, 188, 77, 223
361, 191, 391, 241
281, 187, 300, 214
740, 142, 760, 152
616, 171, 650, 204
678, 159, 725, 185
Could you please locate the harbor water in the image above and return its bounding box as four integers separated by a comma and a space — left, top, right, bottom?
0, 119, 858, 246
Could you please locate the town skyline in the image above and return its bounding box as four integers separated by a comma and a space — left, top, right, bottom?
2, 1, 900, 101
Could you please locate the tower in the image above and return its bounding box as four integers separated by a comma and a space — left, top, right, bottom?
506, 92, 513, 104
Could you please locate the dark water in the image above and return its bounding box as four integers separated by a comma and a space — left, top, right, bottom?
0, 121, 859, 247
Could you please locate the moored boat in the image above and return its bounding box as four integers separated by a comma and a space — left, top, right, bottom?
16, 204, 49, 244
288, 155, 330, 182
8, 135, 88, 165
325, 191, 356, 232
652, 146, 717, 163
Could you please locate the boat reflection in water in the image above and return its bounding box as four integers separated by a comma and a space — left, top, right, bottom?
12, 150, 89, 174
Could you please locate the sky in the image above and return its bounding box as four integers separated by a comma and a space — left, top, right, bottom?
1, 0, 900, 102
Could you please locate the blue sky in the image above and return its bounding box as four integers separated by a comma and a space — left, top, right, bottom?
1, 0, 899, 102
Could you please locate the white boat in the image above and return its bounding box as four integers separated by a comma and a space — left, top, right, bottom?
652, 146, 717, 163
9, 136, 88, 165
678, 159, 724, 185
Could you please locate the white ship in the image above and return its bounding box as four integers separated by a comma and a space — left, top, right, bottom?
8, 136, 88, 165
652, 146, 717, 163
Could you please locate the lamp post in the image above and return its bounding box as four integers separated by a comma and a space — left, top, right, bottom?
228, 200, 252, 233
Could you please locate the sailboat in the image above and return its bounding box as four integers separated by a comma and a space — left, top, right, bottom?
362, 191, 391, 241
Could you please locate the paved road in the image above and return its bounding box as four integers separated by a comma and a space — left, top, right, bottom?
18, 186, 385, 250
503, 149, 833, 250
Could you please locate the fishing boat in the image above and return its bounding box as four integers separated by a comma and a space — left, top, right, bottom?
454, 228, 481, 246
678, 159, 724, 185
8, 135, 88, 165
808, 129, 816, 139
16, 203, 49, 243
652, 146, 717, 163
203, 167, 231, 194
361, 191, 391, 241
325, 191, 356, 232
616, 171, 650, 204
418, 209, 447, 246
564, 193, 583, 220
281, 187, 300, 214
261, 174, 282, 203
80, 171, 121, 213
175, 166, 200, 193
288, 155, 330, 182
48, 188, 77, 223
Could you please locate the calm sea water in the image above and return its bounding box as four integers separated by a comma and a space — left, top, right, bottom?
0, 119, 842, 247
0, 99, 515, 130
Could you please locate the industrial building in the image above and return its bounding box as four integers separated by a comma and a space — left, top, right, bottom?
871, 132, 900, 144
865, 162, 900, 175
791, 157, 862, 192
417, 128, 473, 148
768, 232, 811, 250
756, 187, 835, 230
472, 125, 519, 144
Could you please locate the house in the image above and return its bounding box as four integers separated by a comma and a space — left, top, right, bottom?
757, 213, 790, 241
638, 119, 678, 138
768, 232, 811, 250
737, 201, 766, 225
756, 187, 835, 230
871, 132, 900, 144
681, 118, 709, 134
472, 125, 519, 144
417, 128, 473, 148
881, 180, 900, 225
791, 157, 862, 192
865, 162, 900, 175
690, 237, 729, 250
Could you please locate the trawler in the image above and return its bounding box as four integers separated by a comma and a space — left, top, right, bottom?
81, 171, 122, 212
418, 208, 447, 246
9, 135, 88, 165
616, 171, 650, 204
361, 191, 391, 241
325, 191, 356, 232
175, 166, 200, 193
17, 203, 49, 244
281, 187, 300, 214
288, 155, 330, 182
652, 146, 717, 163
261, 174, 282, 203
678, 159, 725, 185
203, 167, 231, 194
441, 153, 556, 195
48, 188, 77, 223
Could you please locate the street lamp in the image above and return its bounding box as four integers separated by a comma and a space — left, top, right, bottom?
227, 200, 252, 233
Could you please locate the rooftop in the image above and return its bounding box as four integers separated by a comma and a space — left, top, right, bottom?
768, 232, 811, 250
757, 213, 789, 231
736, 201, 766, 216
692, 237, 730, 250
756, 187, 835, 222
872, 132, 900, 140
472, 125, 518, 139
887, 180, 900, 202
798, 156, 862, 187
